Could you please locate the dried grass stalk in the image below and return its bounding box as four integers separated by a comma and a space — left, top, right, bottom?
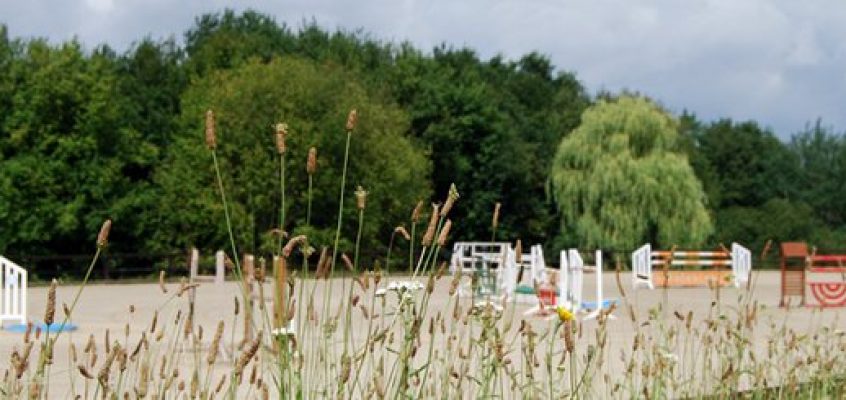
422, 203, 440, 246
234, 334, 262, 376
341, 253, 354, 272
207, 320, 224, 365
411, 201, 424, 223
515, 240, 523, 264
395, 226, 411, 241
282, 235, 308, 258
437, 220, 452, 247
44, 279, 56, 326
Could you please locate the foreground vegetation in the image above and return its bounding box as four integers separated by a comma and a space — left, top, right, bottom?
4, 110, 846, 399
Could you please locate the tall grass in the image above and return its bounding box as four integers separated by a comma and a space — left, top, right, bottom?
5, 109, 846, 399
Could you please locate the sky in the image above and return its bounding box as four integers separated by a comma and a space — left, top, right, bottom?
1, 0, 844, 138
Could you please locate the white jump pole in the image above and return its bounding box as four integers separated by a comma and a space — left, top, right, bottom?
559, 250, 569, 307
584, 250, 614, 321
584, 250, 601, 320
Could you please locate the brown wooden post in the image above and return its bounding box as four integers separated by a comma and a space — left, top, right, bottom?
780, 242, 808, 307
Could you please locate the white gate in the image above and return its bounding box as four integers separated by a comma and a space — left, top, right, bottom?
731, 243, 751, 288
1, 256, 28, 325
631, 244, 654, 289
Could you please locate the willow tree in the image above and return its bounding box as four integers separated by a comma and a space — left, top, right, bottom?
550, 95, 712, 250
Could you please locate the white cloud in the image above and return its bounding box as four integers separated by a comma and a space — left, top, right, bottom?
84, 0, 114, 14
0, 0, 844, 137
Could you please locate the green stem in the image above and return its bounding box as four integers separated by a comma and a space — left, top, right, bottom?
306, 174, 313, 226
330, 131, 353, 273
386, 232, 396, 276
211, 150, 256, 338
342, 207, 365, 375
354, 208, 364, 269
212, 151, 243, 278
409, 222, 417, 273
54, 247, 102, 339
278, 153, 286, 254
322, 130, 352, 395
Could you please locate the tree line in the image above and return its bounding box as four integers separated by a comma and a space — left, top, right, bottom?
0, 10, 844, 273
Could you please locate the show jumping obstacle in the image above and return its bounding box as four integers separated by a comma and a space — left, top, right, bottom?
1, 255, 27, 325
780, 242, 846, 307
558, 249, 614, 320
450, 241, 554, 302
450, 242, 615, 319
631, 243, 751, 289
450, 242, 518, 301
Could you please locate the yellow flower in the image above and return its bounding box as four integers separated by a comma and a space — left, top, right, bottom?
556, 306, 574, 322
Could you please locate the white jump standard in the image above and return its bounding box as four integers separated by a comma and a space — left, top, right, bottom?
1, 255, 27, 325
558, 249, 615, 321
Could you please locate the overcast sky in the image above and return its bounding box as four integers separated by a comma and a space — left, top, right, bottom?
2, 0, 844, 138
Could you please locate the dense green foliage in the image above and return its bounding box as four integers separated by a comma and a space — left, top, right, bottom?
1, 10, 845, 272
155, 57, 429, 257
681, 118, 846, 253
550, 96, 712, 250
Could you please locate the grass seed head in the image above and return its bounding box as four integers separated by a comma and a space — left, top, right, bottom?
355, 186, 368, 210
44, 279, 57, 326
341, 253, 355, 272
234, 333, 262, 376
395, 226, 410, 241
275, 123, 288, 155
205, 110, 216, 149
440, 183, 460, 217
282, 235, 307, 258
422, 203, 440, 246
97, 219, 112, 248
411, 200, 424, 223
307, 146, 317, 175
437, 219, 452, 247
345, 109, 358, 132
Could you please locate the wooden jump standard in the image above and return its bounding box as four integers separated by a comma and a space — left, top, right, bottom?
780, 242, 846, 307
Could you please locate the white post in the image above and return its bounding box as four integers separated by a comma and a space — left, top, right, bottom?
584, 250, 614, 320
559, 250, 568, 307
568, 249, 584, 313
20, 270, 27, 325
214, 250, 225, 285
596, 250, 602, 311
189, 247, 199, 282
215, 250, 225, 284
